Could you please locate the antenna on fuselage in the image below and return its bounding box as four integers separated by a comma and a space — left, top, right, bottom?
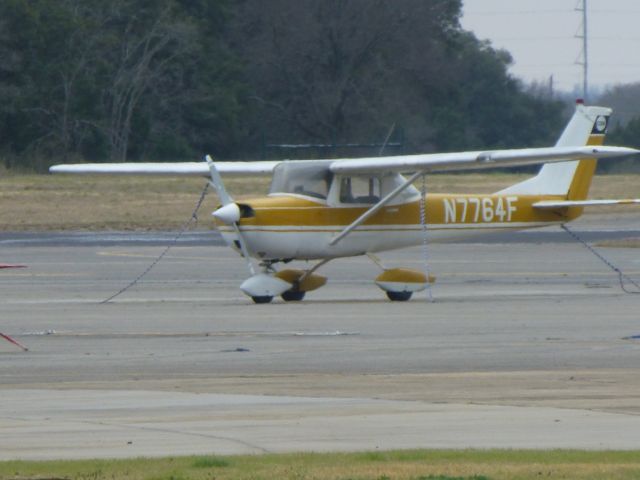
378, 123, 396, 156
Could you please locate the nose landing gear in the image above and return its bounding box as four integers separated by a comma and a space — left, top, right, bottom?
241, 263, 329, 304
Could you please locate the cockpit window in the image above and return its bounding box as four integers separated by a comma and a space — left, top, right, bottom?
269, 161, 333, 200
339, 176, 381, 204
332, 173, 420, 206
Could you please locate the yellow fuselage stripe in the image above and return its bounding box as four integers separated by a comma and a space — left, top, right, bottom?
213, 193, 574, 231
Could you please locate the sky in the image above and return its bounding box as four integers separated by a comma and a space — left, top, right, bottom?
461, 0, 640, 95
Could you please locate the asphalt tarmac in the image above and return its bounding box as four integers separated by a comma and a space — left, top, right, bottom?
2, 215, 640, 459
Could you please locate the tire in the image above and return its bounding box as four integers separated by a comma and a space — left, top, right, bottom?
251, 295, 273, 304
386, 291, 412, 302
281, 290, 306, 302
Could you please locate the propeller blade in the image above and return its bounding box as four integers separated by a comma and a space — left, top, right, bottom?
232, 223, 256, 275
205, 155, 234, 206
205, 155, 255, 276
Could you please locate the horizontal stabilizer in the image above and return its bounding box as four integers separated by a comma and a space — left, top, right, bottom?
533, 199, 640, 209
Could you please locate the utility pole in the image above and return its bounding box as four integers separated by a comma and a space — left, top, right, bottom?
575, 0, 588, 101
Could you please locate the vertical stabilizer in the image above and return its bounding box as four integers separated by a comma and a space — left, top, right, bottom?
497, 101, 611, 199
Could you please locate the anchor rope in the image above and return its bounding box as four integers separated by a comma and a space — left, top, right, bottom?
561, 223, 640, 294
419, 174, 434, 302
101, 182, 210, 304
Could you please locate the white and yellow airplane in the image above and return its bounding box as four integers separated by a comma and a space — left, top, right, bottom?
51, 102, 639, 303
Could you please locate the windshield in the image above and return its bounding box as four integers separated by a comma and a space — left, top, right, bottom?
269, 161, 333, 200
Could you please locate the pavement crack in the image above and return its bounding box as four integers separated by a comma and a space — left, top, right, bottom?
80, 419, 271, 454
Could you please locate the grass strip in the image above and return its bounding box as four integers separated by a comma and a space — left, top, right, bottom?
1, 450, 640, 480
0, 173, 638, 231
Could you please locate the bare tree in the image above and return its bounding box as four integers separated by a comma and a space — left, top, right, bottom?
101, 1, 198, 161
231, 0, 463, 150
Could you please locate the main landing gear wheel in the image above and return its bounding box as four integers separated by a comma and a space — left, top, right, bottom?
386, 291, 413, 302
251, 295, 273, 304
375, 268, 430, 302
281, 290, 306, 302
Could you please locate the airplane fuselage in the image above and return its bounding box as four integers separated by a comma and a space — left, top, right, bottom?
216, 193, 579, 261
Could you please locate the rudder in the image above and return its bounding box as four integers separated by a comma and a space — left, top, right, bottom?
497, 101, 611, 200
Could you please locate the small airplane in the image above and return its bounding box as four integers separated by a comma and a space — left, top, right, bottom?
51, 101, 640, 303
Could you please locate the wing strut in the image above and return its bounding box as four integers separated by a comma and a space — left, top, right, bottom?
329, 171, 422, 246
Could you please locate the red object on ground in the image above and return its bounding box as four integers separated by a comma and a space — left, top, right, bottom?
0, 333, 28, 351
1, 265, 29, 350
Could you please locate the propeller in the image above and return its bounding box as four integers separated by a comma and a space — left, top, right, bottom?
206, 155, 256, 275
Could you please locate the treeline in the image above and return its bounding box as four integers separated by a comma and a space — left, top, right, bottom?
597, 83, 640, 171
0, 0, 569, 170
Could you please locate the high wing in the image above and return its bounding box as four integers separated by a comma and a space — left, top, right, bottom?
328, 146, 638, 174
49, 146, 637, 177
49, 160, 280, 177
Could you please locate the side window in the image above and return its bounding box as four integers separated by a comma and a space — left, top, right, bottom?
339, 176, 381, 204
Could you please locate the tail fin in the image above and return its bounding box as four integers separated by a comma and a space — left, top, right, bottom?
497, 101, 611, 200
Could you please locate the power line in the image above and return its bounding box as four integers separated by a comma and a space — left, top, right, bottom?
488, 36, 640, 42
590, 9, 640, 14
464, 2, 640, 89
465, 10, 572, 15
466, 8, 640, 15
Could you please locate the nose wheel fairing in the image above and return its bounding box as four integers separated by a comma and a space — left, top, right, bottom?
239, 273, 292, 300
239, 267, 329, 304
